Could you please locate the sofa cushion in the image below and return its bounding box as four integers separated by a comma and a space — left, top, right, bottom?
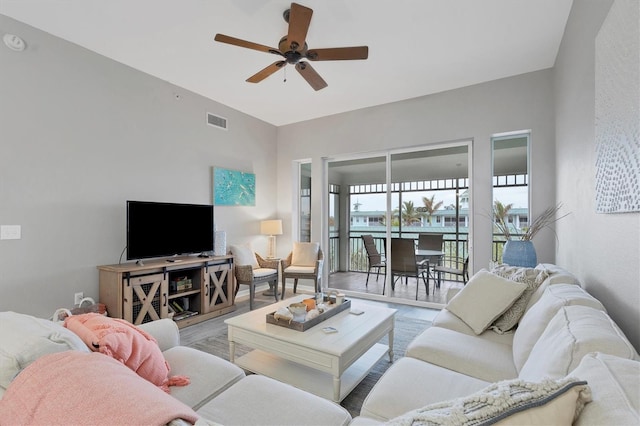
406, 327, 517, 382
571, 353, 640, 426
0, 311, 89, 390
512, 284, 606, 372
431, 309, 515, 345
229, 244, 259, 269
359, 357, 489, 422
446, 270, 527, 335
197, 374, 352, 426
162, 346, 245, 410
291, 241, 320, 266
519, 305, 639, 380
490, 266, 548, 334
385, 376, 591, 426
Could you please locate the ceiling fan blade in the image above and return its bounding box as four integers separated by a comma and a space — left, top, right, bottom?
286, 3, 313, 52
306, 46, 369, 61
214, 34, 281, 56
246, 61, 286, 83
295, 62, 327, 91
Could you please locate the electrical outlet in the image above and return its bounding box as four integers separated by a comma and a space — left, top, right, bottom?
74, 292, 84, 306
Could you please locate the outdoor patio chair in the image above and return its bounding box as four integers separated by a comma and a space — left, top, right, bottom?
389, 238, 430, 300
361, 235, 386, 290
433, 256, 469, 286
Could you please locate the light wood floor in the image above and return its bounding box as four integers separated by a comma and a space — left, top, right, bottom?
328, 271, 463, 305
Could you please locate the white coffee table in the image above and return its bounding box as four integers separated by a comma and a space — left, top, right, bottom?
225, 296, 396, 402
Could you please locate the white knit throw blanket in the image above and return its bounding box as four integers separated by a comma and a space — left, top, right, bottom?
386, 377, 591, 426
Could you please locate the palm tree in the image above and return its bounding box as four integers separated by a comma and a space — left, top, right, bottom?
493, 200, 514, 239
400, 200, 423, 226
421, 195, 444, 226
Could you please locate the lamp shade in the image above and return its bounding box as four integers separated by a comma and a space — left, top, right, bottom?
260, 219, 283, 236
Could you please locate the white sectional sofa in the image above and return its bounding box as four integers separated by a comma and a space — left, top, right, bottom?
354, 264, 640, 425
1, 263, 638, 425
0, 312, 352, 425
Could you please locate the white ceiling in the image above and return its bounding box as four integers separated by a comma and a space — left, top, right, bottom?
1, 0, 573, 126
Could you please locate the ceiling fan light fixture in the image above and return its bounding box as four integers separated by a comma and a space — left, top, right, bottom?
214, 2, 368, 91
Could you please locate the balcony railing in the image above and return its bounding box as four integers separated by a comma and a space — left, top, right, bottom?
328, 232, 509, 283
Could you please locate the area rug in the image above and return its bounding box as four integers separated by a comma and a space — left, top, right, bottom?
186, 314, 431, 418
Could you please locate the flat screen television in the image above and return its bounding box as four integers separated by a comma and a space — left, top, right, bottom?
126, 200, 214, 260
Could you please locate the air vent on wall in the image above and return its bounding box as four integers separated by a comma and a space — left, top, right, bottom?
207, 113, 228, 130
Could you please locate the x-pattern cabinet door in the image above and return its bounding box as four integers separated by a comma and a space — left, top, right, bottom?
203, 259, 234, 313
123, 272, 169, 325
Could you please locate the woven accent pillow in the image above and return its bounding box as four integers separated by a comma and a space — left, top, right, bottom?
489, 265, 549, 334
446, 270, 527, 335
386, 376, 592, 426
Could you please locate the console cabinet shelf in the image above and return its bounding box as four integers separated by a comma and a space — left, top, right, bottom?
98, 256, 235, 328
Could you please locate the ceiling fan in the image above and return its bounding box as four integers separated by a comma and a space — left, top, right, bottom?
214, 2, 368, 91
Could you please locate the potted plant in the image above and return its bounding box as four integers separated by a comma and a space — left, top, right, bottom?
494, 202, 568, 267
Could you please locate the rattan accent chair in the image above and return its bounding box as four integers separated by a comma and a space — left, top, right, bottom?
281, 242, 324, 298
232, 248, 279, 310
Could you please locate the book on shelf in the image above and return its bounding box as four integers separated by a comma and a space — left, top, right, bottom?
173, 310, 198, 321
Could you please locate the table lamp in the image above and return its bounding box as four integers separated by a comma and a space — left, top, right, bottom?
261, 219, 283, 259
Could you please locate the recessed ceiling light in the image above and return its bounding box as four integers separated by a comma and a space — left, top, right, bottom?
3, 34, 26, 52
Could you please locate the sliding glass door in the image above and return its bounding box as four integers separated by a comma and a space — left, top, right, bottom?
326, 142, 470, 306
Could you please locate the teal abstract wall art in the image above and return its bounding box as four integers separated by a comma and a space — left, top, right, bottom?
213, 167, 256, 206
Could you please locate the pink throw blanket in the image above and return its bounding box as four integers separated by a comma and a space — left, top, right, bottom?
64, 313, 189, 392
0, 351, 199, 425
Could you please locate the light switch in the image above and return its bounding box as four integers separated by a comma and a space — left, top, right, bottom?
0, 225, 21, 240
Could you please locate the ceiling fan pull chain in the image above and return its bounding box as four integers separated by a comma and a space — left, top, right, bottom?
283, 65, 287, 83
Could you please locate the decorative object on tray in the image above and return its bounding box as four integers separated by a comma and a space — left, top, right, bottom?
267, 299, 352, 331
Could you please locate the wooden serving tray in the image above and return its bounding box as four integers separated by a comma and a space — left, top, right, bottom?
266, 299, 351, 331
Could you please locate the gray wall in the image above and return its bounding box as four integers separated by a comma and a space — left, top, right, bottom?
277, 69, 557, 276
554, 0, 639, 349
0, 16, 277, 316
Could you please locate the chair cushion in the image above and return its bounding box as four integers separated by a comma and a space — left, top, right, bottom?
446, 270, 527, 335
284, 265, 317, 274
512, 284, 606, 372
518, 305, 639, 381
253, 267, 278, 278
229, 244, 259, 269
291, 242, 319, 266
571, 353, 640, 426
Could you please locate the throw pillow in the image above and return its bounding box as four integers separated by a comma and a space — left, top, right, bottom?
64, 313, 189, 392
386, 376, 592, 426
229, 244, 259, 269
489, 266, 549, 334
291, 242, 320, 267
0, 311, 90, 390
446, 270, 527, 334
